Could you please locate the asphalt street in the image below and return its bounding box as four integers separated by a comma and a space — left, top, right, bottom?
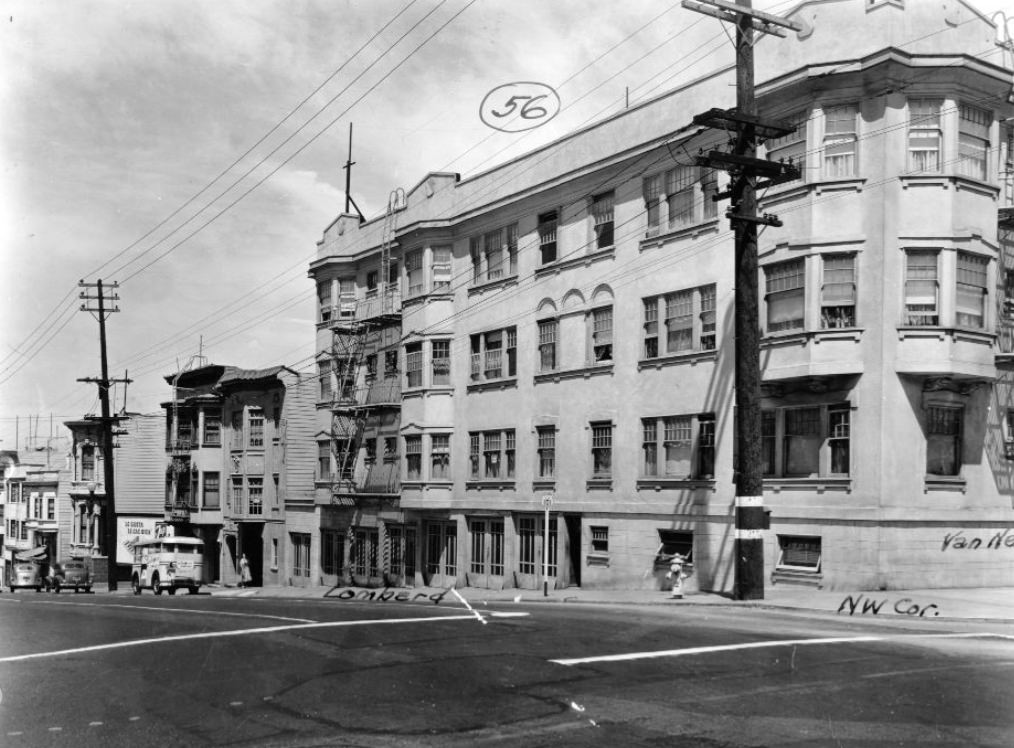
1, 591, 1012, 747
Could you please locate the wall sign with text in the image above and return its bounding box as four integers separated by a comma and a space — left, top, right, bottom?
480, 82, 560, 132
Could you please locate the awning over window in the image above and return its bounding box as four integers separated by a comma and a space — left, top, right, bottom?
15, 546, 48, 561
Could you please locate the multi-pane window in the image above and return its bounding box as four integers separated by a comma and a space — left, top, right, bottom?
471, 429, 515, 480
642, 414, 715, 479
761, 404, 851, 478
823, 104, 858, 177
292, 533, 311, 577
405, 342, 423, 388
667, 166, 697, 227
644, 285, 717, 356
431, 246, 452, 291
431, 434, 450, 480
591, 421, 613, 478
337, 278, 355, 318
353, 528, 380, 578
431, 340, 450, 385
203, 472, 220, 509
538, 210, 558, 264
765, 259, 806, 332
471, 223, 519, 283
591, 306, 613, 362
591, 526, 609, 553
644, 174, 662, 234
927, 405, 962, 476
538, 319, 558, 372
537, 426, 556, 478
592, 191, 614, 249
405, 435, 422, 480
248, 409, 264, 448
365, 354, 377, 380
766, 110, 808, 181
908, 99, 942, 173
387, 525, 417, 580
203, 410, 222, 447
904, 250, 939, 325
318, 359, 332, 400
644, 298, 659, 357
470, 326, 517, 381
484, 431, 501, 478
956, 252, 988, 329
666, 290, 693, 352
366, 270, 379, 298
318, 281, 332, 322
821, 254, 856, 328
247, 477, 263, 515
958, 104, 990, 181
406, 249, 424, 298
230, 476, 242, 510
469, 433, 480, 478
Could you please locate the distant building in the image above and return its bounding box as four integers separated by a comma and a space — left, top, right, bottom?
64, 413, 165, 583
307, 0, 1014, 592
162, 365, 315, 587
1, 448, 67, 584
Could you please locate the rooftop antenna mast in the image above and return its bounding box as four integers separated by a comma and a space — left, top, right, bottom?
342, 123, 366, 224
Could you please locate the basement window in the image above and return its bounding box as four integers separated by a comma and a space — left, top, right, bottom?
776, 535, 822, 572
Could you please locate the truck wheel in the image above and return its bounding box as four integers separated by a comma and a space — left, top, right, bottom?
152, 573, 162, 595
131, 577, 141, 595
188, 585, 198, 595
168, 587, 176, 595
54, 582, 61, 594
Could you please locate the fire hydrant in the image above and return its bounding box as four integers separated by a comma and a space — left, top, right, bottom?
666, 553, 688, 599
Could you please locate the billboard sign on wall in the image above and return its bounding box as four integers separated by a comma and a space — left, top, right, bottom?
117, 516, 161, 564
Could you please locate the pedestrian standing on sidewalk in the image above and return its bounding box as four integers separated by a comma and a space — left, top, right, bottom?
239, 554, 251, 588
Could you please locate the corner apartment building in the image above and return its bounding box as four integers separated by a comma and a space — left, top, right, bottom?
308, 0, 1014, 592
163, 364, 316, 586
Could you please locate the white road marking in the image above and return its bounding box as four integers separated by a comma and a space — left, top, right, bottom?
89, 721, 103, 727
487, 611, 530, 618
451, 587, 487, 625
550, 632, 1004, 666
0, 614, 478, 664
22, 598, 315, 623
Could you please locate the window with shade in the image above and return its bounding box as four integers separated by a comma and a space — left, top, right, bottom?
766, 110, 808, 182
591, 306, 613, 362
904, 250, 939, 325
821, 254, 856, 328
823, 104, 858, 178
538, 210, 558, 264
908, 99, 942, 173
958, 103, 989, 181
592, 191, 614, 249
765, 259, 806, 333
926, 405, 962, 477
538, 318, 558, 372
956, 252, 988, 329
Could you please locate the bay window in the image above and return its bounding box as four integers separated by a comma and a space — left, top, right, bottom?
821, 254, 856, 328
642, 414, 715, 480
761, 403, 851, 478
958, 103, 989, 181
823, 104, 858, 177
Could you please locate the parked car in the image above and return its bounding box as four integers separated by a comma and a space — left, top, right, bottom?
49, 559, 93, 593
10, 562, 44, 592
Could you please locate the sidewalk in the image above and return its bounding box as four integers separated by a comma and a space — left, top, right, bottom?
208, 582, 1014, 622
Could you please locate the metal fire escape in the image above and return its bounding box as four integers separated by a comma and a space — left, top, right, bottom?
329, 189, 405, 503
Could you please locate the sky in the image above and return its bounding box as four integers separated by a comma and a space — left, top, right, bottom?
1, 0, 1012, 452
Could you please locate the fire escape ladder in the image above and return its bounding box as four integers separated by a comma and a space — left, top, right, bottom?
331, 314, 368, 498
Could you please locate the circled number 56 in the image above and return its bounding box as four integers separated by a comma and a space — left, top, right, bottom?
480, 82, 560, 133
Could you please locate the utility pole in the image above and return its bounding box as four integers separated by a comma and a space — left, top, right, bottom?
78, 279, 130, 591
683, 0, 802, 600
